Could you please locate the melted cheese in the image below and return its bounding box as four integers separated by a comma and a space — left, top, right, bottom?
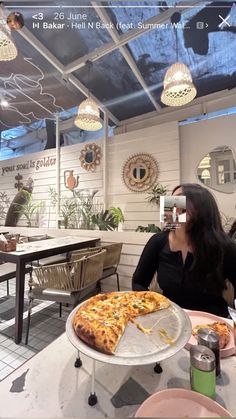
130, 318, 152, 334
158, 328, 174, 344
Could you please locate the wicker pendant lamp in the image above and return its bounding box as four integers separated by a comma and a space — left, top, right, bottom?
74, 61, 102, 131
161, 62, 197, 106
74, 97, 102, 131
0, 14, 18, 61
161, 13, 196, 107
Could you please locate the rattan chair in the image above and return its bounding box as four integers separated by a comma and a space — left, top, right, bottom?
70, 242, 123, 291
28, 235, 68, 267
100, 243, 123, 291
25, 249, 106, 344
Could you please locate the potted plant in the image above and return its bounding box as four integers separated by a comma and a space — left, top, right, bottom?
48, 186, 58, 228
91, 210, 117, 231
136, 224, 162, 233
72, 189, 100, 229
15, 191, 43, 227
0, 192, 10, 226
146, 183, 169, 206
60, 199, 77, 229
109, 207, 125, 230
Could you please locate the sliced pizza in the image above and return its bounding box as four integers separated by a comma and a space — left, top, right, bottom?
73, 291, 171, 354
192, 321, 231, 349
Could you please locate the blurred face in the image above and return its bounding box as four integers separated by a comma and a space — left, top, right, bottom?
7, 15, 22, 30
172, 187, 183, 196
172, 187, 191, 225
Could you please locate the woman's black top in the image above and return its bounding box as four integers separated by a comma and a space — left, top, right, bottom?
132, 232, 236, 317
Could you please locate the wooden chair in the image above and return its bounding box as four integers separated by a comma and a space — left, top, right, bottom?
70, 242, 123, 291
25, 250, 106, 344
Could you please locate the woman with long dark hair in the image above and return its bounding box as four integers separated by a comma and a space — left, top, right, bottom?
229, 220, 236, 241
132, 183, 236, 317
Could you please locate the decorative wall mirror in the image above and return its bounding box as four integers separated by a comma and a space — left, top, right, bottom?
79, 143, 102, 171
122, 153, 159, 192
197, 146, 236, 194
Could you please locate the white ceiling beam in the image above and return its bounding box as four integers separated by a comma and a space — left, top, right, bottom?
115, 89, 236, 132
91, 1, 161, 111
10, 25, 120, 126
64, 0, 205, 74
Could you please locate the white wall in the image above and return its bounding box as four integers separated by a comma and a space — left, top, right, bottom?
0, 121, 180, 231
180, 114, 236, 218
107, 121, 180, 230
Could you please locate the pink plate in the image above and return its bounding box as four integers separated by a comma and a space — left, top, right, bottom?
135, 388, 233, 417
184, 310, 235, 358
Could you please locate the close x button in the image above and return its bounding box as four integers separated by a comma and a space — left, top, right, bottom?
218, 14, 231, 28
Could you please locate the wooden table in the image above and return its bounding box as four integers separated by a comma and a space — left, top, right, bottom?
0, 236, 99, 343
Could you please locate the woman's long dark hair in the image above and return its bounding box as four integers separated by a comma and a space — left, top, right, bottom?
229, 220, 236, 238
172, 183, 231, 295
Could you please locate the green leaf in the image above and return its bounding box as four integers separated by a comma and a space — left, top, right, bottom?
92, 210, 117, 231
135, 224, 162, 233
109, 207, 125, 226
146, 183, 169, 207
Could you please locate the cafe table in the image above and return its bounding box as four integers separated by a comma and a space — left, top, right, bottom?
0, 235, 99, 344
0, 331, 235, 418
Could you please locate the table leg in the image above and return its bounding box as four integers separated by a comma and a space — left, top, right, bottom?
15, 259, 25, 344
154, 362, 163, 373
88, 359, 98, 406
74, 350, 82, 368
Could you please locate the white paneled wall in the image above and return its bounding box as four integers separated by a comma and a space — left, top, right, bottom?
0, 142, 104, 228
0, 150, 57, 228
0, 121, 180, 231
107, 121, 180, 230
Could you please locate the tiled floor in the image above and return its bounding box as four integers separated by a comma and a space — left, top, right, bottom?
0, 276, 70, 381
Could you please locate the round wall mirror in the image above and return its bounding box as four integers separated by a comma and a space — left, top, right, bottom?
132, 166, 147, 181
85, 151, 94, 164
122, 153, 159, 192
79, 143, 102, 171
197, 146, 236, 194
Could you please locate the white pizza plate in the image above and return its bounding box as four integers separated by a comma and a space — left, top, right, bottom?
66, 294, 192, 366
184, 310, 235, 358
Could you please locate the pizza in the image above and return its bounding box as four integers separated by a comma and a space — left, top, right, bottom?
192, 321, 231, 349
73, 291, 171, 354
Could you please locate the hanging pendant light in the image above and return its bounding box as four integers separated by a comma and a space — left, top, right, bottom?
0, 23, 17, 61
161, 13, 196, 107
74, 61, 102, 131
161, 62, 197, 106
74, 97, 102, 131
